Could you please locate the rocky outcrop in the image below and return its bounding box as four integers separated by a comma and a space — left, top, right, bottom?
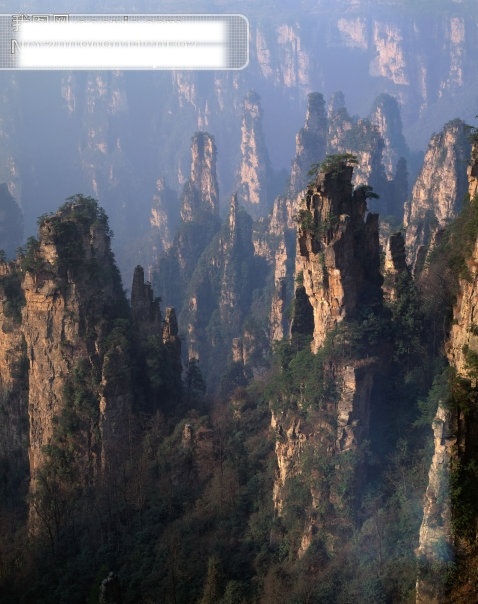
131, 265, 181, 408
0, 198, 184, 536
326, 92, 353, 155
416, 141, 478, 602
327, 94, 389, 208
269, 236, 291, 343
288, 92, 327, 196
154, 132, 221, 313
0, 197, 143, 529
272, 157, 382, 557
269, 91, 393, 346
404, 119, 471, 273
0, 183, 23, 258
369, 93, 410, 216
294, 158, 382, 352
370, 93, 409, 182
0, 261, 28, 500
273, 357, 377, 517
416, 403, 454, 604
181, 132, 219, 222
179, 194, 265, 387
266, 195, 296, 343
79, 72, 132, 208
131, 265, 162, 337
150, 177, 179, 254
236, 91, 274, 219
468, 138, 478, 201
382, 232, 409, 302
446, 238, 478, 380
162, 306, 180, 357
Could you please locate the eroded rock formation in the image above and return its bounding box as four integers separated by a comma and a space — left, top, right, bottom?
153, 132, 221, 313
0, 197, 175, 531
181, 132, 219, 223
416, 137, 478, 602
236, 91, 274, 219
288, 92, 327, 197
0, 183, 23, 258
404, 119, 471, 273
382, 231, 409, 302
294, 160, 382, 352
272, 157, 383, 556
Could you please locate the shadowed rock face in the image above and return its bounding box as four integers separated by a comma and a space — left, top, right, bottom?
0, 183, 23, 258
370, 93, 409, 182
131, 264, 162, 335
0, 198, 141, 529
153, 131, 221, 314
288, 92, 327, 197
416, 141, 478, 602
404, 119, 471, 274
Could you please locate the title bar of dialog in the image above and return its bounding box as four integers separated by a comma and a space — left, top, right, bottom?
4, 15, 249, 70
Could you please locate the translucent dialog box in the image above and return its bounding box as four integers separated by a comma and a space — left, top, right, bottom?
2, 14, 249, 69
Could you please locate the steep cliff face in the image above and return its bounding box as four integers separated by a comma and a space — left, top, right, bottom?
382, 232, 409, 303
150, 177, 179, 256
236, 91, 275, 219
131, 265, 162, 338
179, 194, 268, 388
0, 261, 28, 502
131, 264, 182, 412
181, 132, 219, 223
326, 95, 390, 211
326, 93, 353, 155
0, 75, 22, 209
0, 183, 23, 258
249, 91, 331, 347
370, 93, 409, 181
404, 119, 471, 273
294, 159, 382, 352
0, 197, 142, 528
416, 141, 478, 601
415, 247, 477, 602
446, 239, 478, 380
268, 197, 295, 343
369, 93, 410, 216
272, 157, 383, 557
370, 20, 410, 86
79, 72, 131, 204
267, 91, 407, 345
154, 132, 221, 313
254, 21, 311, 94
416, 403, 454, 604
288, 92, 327, 197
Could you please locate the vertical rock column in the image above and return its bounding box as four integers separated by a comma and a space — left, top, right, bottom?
404, 119, 471, 274
416, 139, 478, 602
236, 90, 274, 219
272, 157, 383, 555
294, 161, 381, 352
